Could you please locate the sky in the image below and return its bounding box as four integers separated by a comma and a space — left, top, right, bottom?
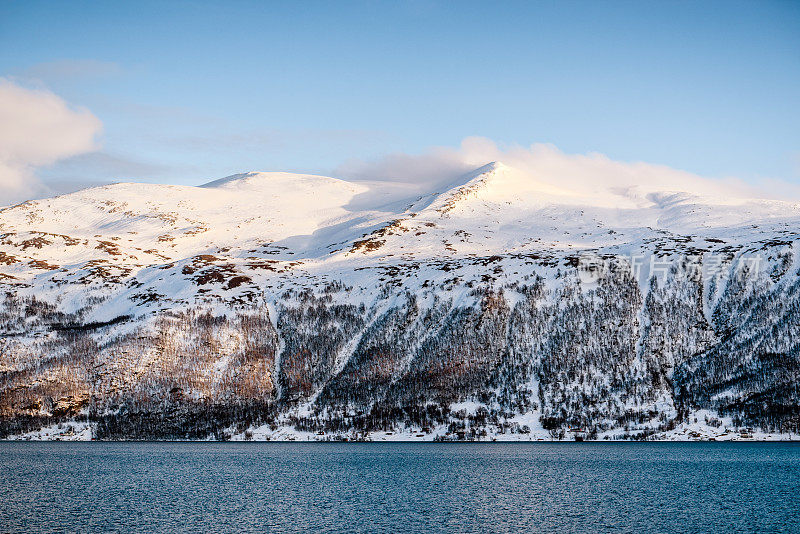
0, 0, 799, 203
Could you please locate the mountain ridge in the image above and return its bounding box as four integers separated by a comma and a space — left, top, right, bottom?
0, 163, 798, 441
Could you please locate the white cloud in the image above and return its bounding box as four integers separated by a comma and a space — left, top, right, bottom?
0, 78, 102, 205
337, 137, 799, 203
337, 144, 475, 187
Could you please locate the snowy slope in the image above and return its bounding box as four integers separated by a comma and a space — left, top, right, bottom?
1, 162, 799, 441
1, 162, 797, 306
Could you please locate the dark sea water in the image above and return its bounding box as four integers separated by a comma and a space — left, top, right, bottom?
1, 442, 799, 533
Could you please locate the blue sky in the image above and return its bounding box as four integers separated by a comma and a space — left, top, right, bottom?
1, 0, 799, 191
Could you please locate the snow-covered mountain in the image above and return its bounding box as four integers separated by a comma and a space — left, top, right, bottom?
1, 163, 799, 440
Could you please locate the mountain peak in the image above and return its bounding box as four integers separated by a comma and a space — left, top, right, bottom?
472, 160, 507, 173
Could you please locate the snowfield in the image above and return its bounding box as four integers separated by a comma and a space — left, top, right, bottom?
1, 162, 798, 441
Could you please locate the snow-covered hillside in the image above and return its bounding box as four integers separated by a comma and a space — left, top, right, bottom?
1, 163, 798, 440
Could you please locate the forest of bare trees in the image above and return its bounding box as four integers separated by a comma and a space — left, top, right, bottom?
1, 254, 798, 440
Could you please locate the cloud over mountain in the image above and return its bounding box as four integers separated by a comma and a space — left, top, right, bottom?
0, 78, 102, 204
337, 137, 797, 202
